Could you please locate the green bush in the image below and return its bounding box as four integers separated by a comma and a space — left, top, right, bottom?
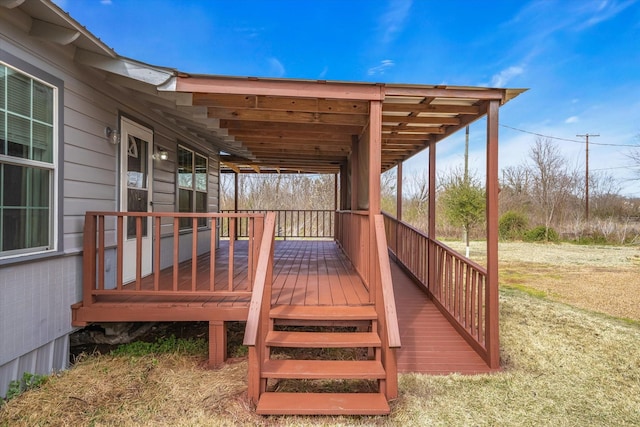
4, 372, 48, 403
524, 225, 559, 242
499, 211, 528, 240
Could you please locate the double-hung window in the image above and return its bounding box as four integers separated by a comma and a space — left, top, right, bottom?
0, 63, 57, 259
177, 145, 207, 228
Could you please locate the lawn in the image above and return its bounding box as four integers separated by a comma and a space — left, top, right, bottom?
2, 243, 639, 426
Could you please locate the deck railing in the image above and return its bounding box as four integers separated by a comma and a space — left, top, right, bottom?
82, 212, 265, 308
382, 212, 492, 364
373, 214, 401, 399
220, 209, 334, 239
335, 210, 370, 287
243, 212, 277, 404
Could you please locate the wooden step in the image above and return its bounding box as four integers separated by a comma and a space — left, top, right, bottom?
266, 331, 381, 348
262, 359, 385, 379
256, 392, 390, 415
270, 305, 377, 321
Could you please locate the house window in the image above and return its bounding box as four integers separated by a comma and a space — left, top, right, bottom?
178, 145, 207, 228
0, 64, 56, 258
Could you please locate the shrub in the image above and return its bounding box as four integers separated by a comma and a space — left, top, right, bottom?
4, 372, 48, 403
524, 226, 559, 242
499, 211, 528, 240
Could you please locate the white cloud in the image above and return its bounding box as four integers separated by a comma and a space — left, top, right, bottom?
565, 116, 580, 124
579, 0, 637, 29
268, 57, 285, 77
367, 59, 395, 76
379, 0, 413, 45
318, 66, 329, 80
100, 0, 112, 4
490, 65, 525, 87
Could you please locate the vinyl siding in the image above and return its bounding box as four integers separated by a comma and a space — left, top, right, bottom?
0, 9, 219, 397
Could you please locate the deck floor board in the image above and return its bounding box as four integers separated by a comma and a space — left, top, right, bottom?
77, 239, 494, 374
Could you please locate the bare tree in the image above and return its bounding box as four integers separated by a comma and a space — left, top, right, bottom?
528, 137, 577, 240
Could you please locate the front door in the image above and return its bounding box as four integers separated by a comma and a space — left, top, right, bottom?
120, 117, 153, 282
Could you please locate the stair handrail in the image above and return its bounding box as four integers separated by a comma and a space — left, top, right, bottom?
243, 211, 277, 346
374, 214, 401, 347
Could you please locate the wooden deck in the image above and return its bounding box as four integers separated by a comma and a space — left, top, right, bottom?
391, 262, 495, 375
74, 239, 493, 374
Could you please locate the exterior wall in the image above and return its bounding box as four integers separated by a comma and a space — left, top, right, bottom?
0, 9, 219, 397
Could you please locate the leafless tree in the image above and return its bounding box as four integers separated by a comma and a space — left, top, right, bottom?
528, 137, 578, 239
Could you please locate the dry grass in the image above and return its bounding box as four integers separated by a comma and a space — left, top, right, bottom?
447, 240, 640, 321
2, 242, 640, 426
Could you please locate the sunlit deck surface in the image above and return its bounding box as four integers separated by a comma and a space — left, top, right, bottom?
84, 239, 493, 374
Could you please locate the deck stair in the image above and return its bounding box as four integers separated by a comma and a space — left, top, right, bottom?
255, 304, 391, 415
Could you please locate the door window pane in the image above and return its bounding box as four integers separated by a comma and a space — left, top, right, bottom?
127, 135, 148, 189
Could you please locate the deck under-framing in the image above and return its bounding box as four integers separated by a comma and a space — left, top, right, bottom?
74, 239, 493, 374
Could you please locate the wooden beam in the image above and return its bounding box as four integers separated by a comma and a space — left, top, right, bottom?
382, 115, 460, 125
383, 103, 480, 115
384, 86, 505, 101
208, 107, 368, 126
176, 76, 384, 100
228, 130, 353, 142
220, 119, 362, 135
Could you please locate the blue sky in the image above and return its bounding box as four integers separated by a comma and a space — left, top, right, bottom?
54, 0, 640, 196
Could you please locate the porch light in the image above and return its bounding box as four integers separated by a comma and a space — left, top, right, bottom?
153, 147, 169, 161
105, 126, 120, 145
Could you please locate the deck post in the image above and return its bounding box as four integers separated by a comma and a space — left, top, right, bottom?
208, 320, 227, 368
427, 142, 437, 294
369, 100, 382, 300
485, 100, 500, 368
82, 212, 97, 307
233, 172, 239, 241
396, 162, 403, 221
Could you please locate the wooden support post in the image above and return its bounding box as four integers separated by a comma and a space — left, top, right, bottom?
396, 162, 403, 221
369, 100, 382, 303
233, 172, 239, 241
485, 100, 500, 369
350, 135, 359, 212
208, 320, 227, 368
334, 173, 338, 211
427, 142, 437, 294
82, 212, 97, 307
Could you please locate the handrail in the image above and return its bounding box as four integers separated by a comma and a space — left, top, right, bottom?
374, 215, 401, 347
220, 209, 334, 239
243, 212, 277, 346
381, 211, 493, 365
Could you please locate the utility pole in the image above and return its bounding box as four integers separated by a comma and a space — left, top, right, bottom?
577, 133, 599, 222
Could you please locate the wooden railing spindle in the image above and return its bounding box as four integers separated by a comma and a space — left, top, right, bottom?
192, 217, 198, 292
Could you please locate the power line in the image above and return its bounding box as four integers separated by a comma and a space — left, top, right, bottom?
500, 124, 640, 148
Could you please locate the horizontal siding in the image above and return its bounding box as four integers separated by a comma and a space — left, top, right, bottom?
0, 7, 224, 397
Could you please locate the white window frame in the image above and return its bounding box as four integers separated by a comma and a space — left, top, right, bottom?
177, 144, 208, 229
0, 61, 58, 260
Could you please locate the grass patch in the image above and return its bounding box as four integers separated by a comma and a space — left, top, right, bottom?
110, 335, 207, 357
3, 288, 639, 426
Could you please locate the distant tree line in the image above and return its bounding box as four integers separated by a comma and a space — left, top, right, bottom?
220, 137, 640, 245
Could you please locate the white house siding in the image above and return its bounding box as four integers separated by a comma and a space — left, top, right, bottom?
0, 9, 219, 397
